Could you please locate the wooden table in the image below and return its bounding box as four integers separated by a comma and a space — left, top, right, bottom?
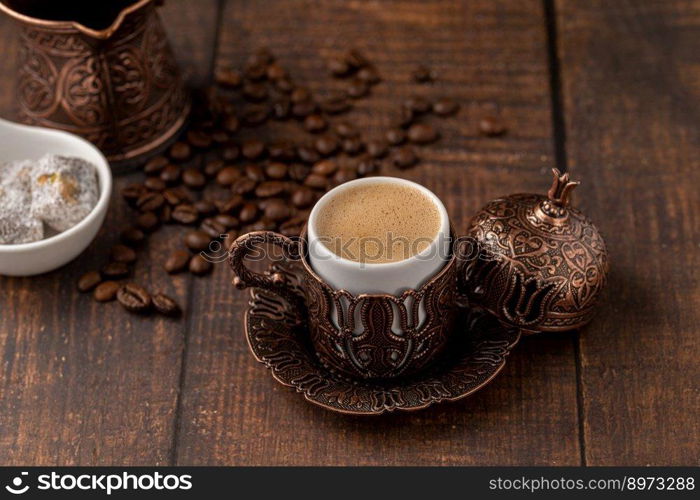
0, 0, 698, 466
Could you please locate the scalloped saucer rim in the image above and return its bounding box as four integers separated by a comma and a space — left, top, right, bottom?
241, 263, 521, 416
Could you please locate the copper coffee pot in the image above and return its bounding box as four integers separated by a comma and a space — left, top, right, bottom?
0, 0, 190, 168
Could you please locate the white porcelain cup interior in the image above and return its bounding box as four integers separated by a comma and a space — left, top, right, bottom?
307, 176, 450, 296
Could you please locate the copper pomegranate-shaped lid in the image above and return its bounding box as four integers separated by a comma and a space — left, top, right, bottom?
462, 169, 608, 333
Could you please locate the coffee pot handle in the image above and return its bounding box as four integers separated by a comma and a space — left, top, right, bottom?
228, 231, 302, 307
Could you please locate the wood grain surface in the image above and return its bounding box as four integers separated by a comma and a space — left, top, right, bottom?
0, 0, 696, 466
555, 0, 700, 465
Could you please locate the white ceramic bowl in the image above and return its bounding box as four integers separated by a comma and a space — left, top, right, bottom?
0, 118, 112, 276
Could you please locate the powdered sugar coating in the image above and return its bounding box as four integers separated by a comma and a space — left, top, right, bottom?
0, 160, 44, 244
0, 155, 99, 244
30, 155, 99, 233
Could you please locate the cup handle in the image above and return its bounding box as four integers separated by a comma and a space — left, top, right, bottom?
228, 231, 302, 306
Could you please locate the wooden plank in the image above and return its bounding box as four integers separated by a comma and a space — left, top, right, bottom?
556, 0, 700, 464
0, 1, 219, 465
174, 0, 582, 465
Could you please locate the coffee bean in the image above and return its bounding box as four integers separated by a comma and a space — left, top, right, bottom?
345, 49, 369, 69
478, 115, 507, 136
291, 186, 315, 208
169, 141, 191, 162
255, 180, 286, 198
221, 143, 240, 161
391, 146, 418, 168
94, 281, 120, 302
315, 134, 339, 156
159, 204, 172, 223
398, 106, 416, 128
342, 137, 363, 155
204, 159, 224, 178
200, 218, 227, 239
242, 139, 266, 160
214, 214, 239, 229
290, 87, 311, 104
120, 227, 145, 246
275, 77, 294, 94
407, 123, 439, 144
412, 65, 436, 83
189, 255, 213, 276
366, 139, 388, 158
357, 156, 380, 176
335, 121, 359, 138
216, 166, 241, 186
136, 211, 160, 232
280, 215, 307, 236
242, 81, 268, 102
172, 203, 199, 224
212, 130, 229, 143
102, 262, 130, 279
297, 145, 320, 164
164, 250, 190, 274
263, 198, 292, 221
153, 293, 181, 316
246, 217, 276, 231
184, 230, 212, 252
77, 271, 102, 292
432, 98, 459, 116
385, 128, 406, 145
238, 202, 259, 223
144, 155, 169, 174
186, 129, 212, 149
182, 168, 206, 189
292, 100, 316, 118
357, 65, 380, 84
222, 231, 240, 251
268, 141, 296, 161
160, 164, 181, 184
144, 177, 166, 192
121, 183, 146, 203
242, 105, 270, 126
163, 187, 186, 205
244, 62, 267, 81
329, 57, 351, 77
117, 283, 152, 313
265, 162, 288, 179
272, 98, 291, 119
216, 67, 242, 88
266, 63, 287, 80
289, 163, 310, 181
304, 114, 327, 133
136, 192, 164, 212
346, 78, 369, 98
304, 173, 328, 189
231, 177, 257, 195
332, 167, 357, 185
245, 164, 265, 182
404, 95, 431, 114
194, 200, 217, 217
217, 195, 244, 214
320, 94, 351, 114
222, 115, 240, 133
311, 159, 337, 176
110, 244, 137, 264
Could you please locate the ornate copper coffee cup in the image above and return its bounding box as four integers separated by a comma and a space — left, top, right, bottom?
229, 230, 461, 380
0, 0, 190, 168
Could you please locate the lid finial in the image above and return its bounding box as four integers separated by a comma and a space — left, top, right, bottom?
547, 168, 580, 208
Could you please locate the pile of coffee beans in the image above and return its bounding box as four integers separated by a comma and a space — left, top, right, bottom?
77, 48, 503, 317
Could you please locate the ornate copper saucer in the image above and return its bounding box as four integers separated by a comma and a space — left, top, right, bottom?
243, 261, 521, 415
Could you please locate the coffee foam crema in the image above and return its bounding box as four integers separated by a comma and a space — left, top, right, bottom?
314, 182, 441, 263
